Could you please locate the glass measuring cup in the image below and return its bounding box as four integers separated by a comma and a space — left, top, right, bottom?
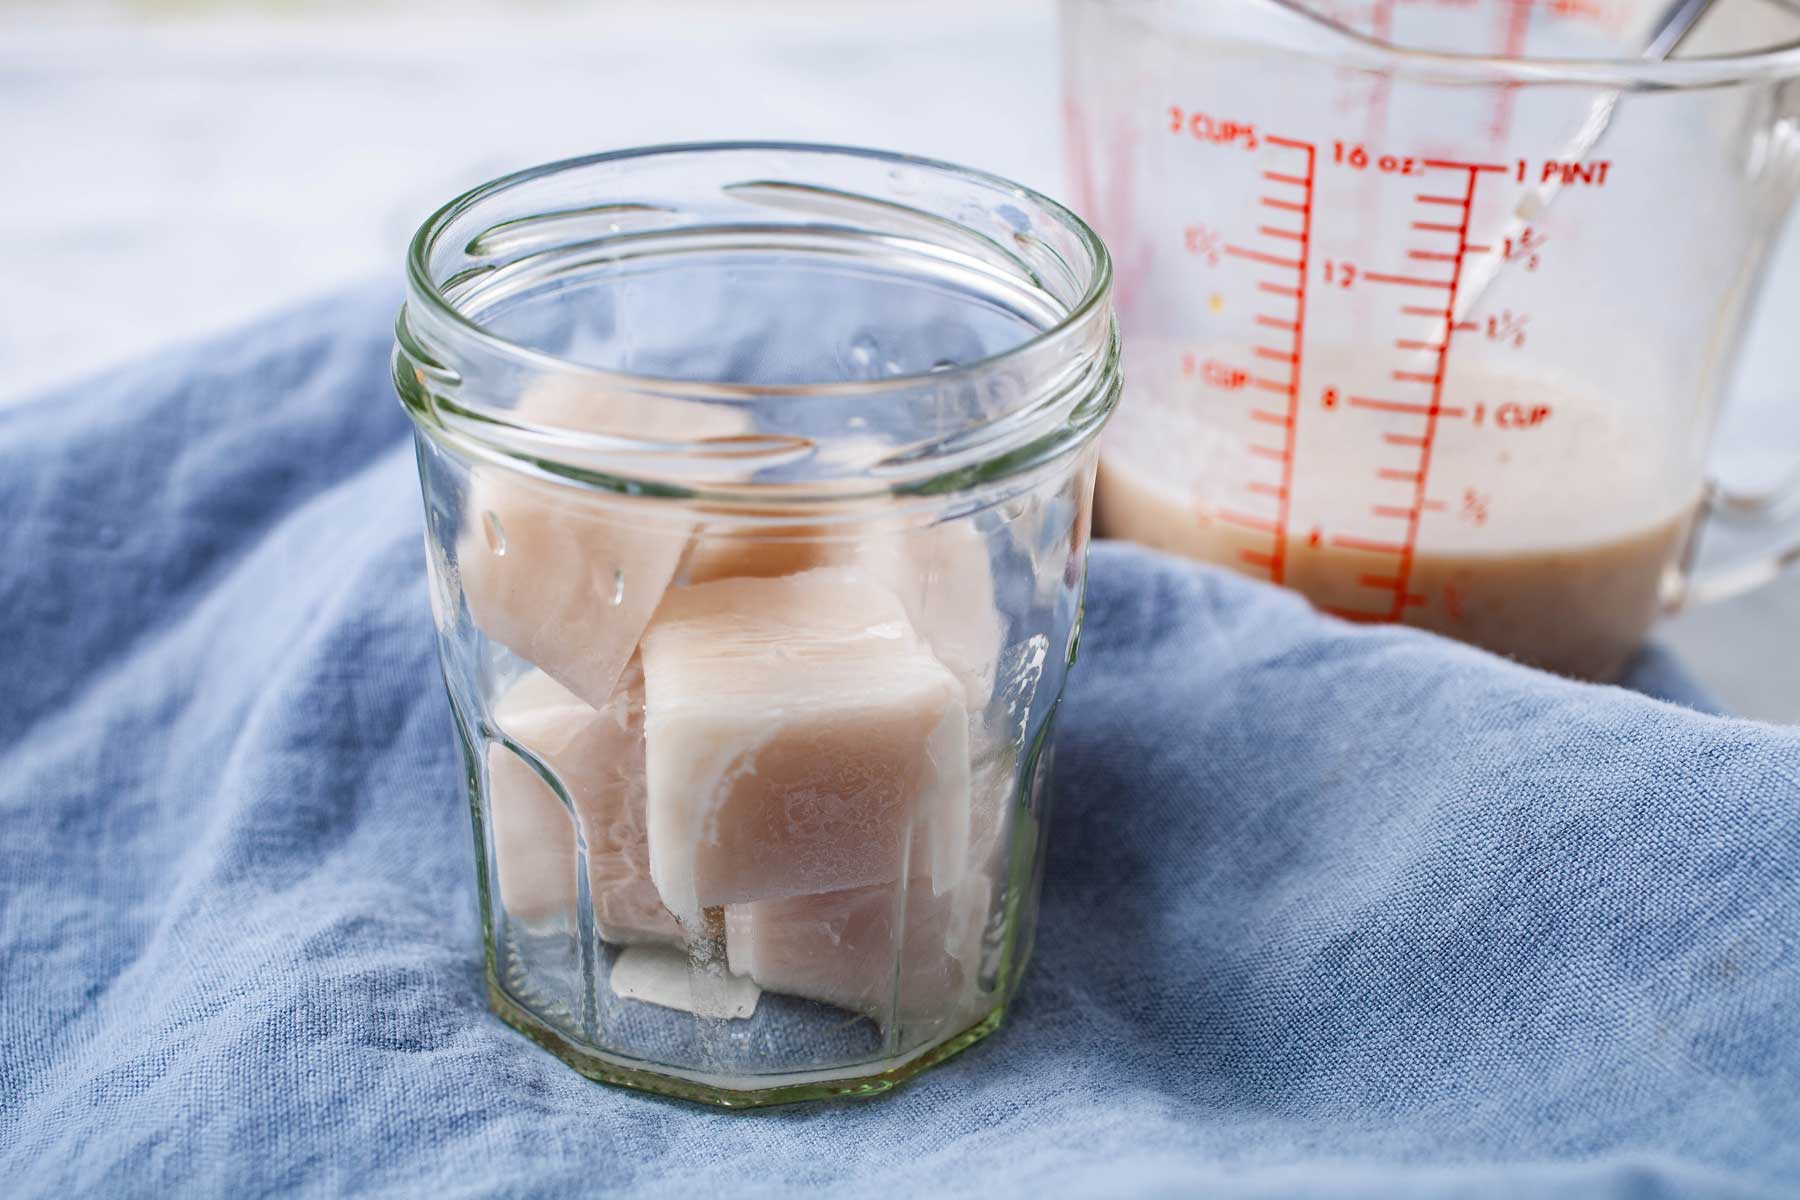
1063, 0, 1800, 679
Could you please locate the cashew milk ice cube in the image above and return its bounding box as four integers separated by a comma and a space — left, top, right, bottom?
844, 519, 1005, 711
681, 512, 1005, 712
458, 381, 749, 708
487, 665, 681, 946
724, 873, 990, 1024
639, 568, 971, 920
679, 509, 845, 586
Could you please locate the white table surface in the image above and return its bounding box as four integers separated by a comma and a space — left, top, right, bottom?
4, 0, 1795, 719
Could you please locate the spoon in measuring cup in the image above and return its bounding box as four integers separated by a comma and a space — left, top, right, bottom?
1447, 0, 1717, 325
1263, 0, 1720, 322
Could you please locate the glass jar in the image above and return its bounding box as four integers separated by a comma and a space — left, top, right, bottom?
392, 144, 1117, 1107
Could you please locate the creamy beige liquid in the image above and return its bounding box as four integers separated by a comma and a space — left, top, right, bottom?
1098, 351, 1700, 680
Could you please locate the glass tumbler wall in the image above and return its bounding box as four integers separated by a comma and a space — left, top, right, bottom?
1064, 0, 1800, 680
392, 145, 1117, 1106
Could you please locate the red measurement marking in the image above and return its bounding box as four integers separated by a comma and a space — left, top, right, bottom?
1421, 158, 1509, 173
1384, 433, 1427, 447
1226, 136, 1316, 587
1416, 194, 1463, 206
1412, 221, 1462, 233
1362, 0, 1395, 155
1371, 504, 1418, 519
1258, 138, 1314, 586
1496, 401, 1551, 426
1407, 250, 1459, 262
1218, 509, 1280, 534
1393, 370, 1438, 384
1503, 229, 1548, 262
1488, 0, 1534, 143
1351, 396, 1415, 414
1463, 243, 1493, 253
1402, 305, 1453, 318
1546, 0, 1622, 31
1364, 272, 1454, 290
1382, 164, 1485, 621
1422, 499, 1447, 512
1319, 604, 1386, 622
1189, 356, 1247, 388
1395, 339, 1443, 351
1452, 320, 1480, 332
1226, 245, 1302, 270
1350, 396, 1466, 418
1487, 310, 1531, 348
1183, 224, 1224, 265
1330, 535, 1407, 555
1377, 468, 1423, 482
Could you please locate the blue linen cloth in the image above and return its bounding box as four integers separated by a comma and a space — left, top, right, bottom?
2, 286, 1796, 1199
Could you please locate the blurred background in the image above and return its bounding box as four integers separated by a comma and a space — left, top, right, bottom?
3, 0, 1796, 718
0, 0, 1057, 399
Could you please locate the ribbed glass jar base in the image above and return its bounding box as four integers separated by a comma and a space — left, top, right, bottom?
487, 974, 1009, 1108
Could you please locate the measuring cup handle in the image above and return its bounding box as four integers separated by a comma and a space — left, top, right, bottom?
1669, 469, 1800, 609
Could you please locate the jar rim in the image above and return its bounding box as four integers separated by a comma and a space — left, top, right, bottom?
402, 140, 1114, 400
396, 142, 1119, 504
